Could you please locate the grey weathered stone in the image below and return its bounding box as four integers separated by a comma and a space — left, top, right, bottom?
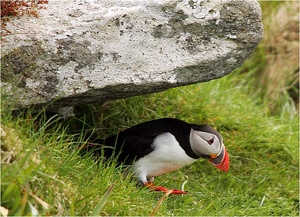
1, 0, 263, 111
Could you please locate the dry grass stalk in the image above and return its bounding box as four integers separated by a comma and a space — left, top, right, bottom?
259, 2, 299, 110
149, 190, 173, 216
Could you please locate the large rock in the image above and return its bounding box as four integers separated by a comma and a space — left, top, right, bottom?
1, 0, 263, 112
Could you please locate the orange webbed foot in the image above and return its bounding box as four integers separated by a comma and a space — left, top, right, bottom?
144, 182, 188, 195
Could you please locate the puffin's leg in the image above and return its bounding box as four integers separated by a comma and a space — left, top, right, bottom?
144, 182, 188, 195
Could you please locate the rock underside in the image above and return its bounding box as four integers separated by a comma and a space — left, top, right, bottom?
1, 0, 263, 113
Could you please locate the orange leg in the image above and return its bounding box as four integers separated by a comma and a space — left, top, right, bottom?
144, 182, 188, 195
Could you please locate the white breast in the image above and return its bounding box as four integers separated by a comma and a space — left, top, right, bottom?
131, 132, 196, 183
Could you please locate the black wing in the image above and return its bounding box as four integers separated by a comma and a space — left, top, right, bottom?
104, 123, 163, 164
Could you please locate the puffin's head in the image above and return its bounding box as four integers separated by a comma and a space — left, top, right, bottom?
189, 125, 229, 172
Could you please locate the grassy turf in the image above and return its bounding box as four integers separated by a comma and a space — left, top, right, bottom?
1, 70, 298, 216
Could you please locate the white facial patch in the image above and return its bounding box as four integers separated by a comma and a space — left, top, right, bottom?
189, 129, 222, 156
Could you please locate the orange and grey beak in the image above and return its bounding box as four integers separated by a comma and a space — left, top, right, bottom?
208, 146, 229, 172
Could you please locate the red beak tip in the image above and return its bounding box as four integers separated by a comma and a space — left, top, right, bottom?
223, 167, 229, 172
216, 163, 229, 172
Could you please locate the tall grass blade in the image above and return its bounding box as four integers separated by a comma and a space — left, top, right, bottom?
90, 184, 114, 216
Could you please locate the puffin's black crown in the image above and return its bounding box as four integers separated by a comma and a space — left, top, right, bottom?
191, 124, 223, 144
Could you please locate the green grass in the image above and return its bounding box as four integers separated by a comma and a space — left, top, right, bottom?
1, 69, 298, 216
1, 1, 299, 216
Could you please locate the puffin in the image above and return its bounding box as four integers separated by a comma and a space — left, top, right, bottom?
90, 118, 229, 194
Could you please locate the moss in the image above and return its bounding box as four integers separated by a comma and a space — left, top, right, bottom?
1, 42, 45, 88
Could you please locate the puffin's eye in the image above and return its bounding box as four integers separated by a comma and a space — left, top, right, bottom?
207, 138, 214, 145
